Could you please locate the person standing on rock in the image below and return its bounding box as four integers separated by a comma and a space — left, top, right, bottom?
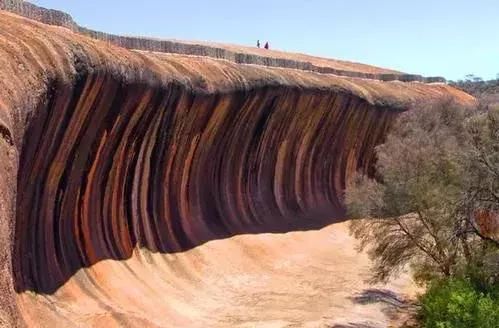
257, 40, 261, 48
264, 42, 269, 50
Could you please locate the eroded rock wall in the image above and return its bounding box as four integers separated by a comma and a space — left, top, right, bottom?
0, 134, 20, 327
15, 74, 396, 293
0, 8, 474, 326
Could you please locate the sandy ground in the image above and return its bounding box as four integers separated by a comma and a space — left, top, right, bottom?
17, 221, 420, 327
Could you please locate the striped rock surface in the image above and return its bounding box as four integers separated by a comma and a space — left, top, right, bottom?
0, 7, 474, 328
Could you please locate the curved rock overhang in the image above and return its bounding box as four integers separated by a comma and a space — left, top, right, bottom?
0, 9, 475, 326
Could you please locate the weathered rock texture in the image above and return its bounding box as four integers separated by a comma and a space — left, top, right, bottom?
0, 4, 474, 327
0, 0, 446, 83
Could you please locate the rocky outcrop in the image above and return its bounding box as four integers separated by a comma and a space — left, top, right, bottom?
0, 0, 446, 83
0, 7, 474, 327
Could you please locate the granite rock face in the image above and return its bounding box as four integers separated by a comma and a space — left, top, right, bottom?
0, 5, 474, 327
0, 0, 446, 83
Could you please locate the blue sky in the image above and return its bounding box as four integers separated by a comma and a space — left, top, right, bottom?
30, 0, 499, 80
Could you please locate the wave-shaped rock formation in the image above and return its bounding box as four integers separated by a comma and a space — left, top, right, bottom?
0, 4, 474, 327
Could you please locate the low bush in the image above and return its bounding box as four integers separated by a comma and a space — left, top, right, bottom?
419, 277, 499, 328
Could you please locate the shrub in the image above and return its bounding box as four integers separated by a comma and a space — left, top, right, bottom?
419, 277, 499, 328
345, 101, 499, 284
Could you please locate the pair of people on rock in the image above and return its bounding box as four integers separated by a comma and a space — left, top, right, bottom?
257, 40, 269, 49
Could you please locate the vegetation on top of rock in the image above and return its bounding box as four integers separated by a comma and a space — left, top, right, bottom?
449, 75, 499, 108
